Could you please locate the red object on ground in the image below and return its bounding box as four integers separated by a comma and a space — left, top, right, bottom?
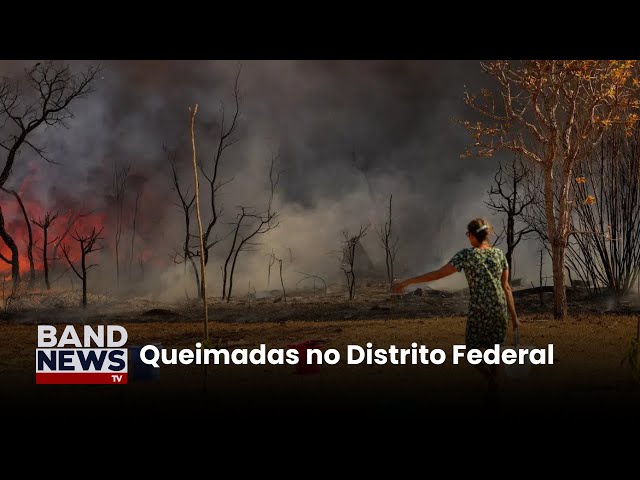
288, 340, 326, 375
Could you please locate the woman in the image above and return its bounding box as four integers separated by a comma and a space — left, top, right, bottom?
393, 218, 519, 391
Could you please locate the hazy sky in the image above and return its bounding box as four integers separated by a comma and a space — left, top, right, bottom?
1, 60, 521, 294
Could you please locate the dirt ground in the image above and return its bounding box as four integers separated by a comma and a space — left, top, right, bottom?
2, 285, 640, 423
3, 283, 640, 325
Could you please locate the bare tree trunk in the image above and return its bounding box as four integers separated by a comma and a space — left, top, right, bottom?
227, 247, 241, 302
188, 256, 200, 297
81, 246, 87, 307
223, 152, 281, 301
3, 189, 34, 286
43, 228, 50, 290
551, 242, 567, 318
350, 262, 356, 299
268, 249, 275, 288
115, 217, 121, 287
190, 104, 208, 340
539, 248, 544, 307
384, 196, 393, 290
113, 161, 130, 290
544, 167, 567, 319
377, 195, 398, 291
61, 227, 103, 308
33, 212, 58, 290
51, 212, 86, 270
279, 258, 286, 303
506, 213, 515, 281
129, 190, 141, 280
180, 189, 197, 298
167, 149, 200, 299
0, 207, 19, 284
222, 225, 241, 300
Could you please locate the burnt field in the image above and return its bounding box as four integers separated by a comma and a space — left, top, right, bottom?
2, 285, 640, 426
2, 284, 639, 325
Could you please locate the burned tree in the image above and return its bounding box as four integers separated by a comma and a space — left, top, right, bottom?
267, 248, 276, 288
0, 62, 99, 282
463, 60, 640, 319
32, 211, 59, 290
222, 206, 279, 302
565, 128, 640, 295
199, 66, 242, 266
167, 148, 200, 298
376, 194, 399, 291
51, 210, 91, 273
341, 225, 369, 300
267, 252, 287, 303
112, 160, 130, 289
129, 181, 144, 280
277, 256, 286, 303
2, 188, 35, 285
222, 152, 281, 302
485, 157, 535, 281
0, 206, 19, 282
61, 227, 104, 307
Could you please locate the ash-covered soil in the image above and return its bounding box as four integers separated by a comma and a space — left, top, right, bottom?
2, 284, 640, 424
2, 283, 639, 325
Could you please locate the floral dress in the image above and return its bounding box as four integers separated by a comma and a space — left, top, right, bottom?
449, 247, 509, 349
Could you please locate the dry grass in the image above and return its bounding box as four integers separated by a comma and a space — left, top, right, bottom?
3, 286, 639, 416
4, 313, 639, 394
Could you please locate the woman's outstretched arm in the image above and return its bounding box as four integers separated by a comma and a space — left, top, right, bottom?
392, 263, 457, 293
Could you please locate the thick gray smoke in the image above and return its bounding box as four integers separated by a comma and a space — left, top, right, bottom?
0, 60, 540, 298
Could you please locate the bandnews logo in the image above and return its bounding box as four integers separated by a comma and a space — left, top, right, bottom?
36, 325, 128, 385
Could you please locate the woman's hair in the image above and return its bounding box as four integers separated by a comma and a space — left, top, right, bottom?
467, 218, 492, 243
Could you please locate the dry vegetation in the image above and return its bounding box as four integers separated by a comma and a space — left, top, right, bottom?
2, 286, 639, 395
2, 283, 638, 325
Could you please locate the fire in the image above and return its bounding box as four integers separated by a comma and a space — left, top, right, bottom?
0, 182, 107, 280
0, 160, 165, 283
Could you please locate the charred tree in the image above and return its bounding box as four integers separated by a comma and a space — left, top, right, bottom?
61, 227, 104, 307
51, 210, 92, 274
0, 206, 19, 283
167, 148, 200, 299
267, 248, 276, 288
278, 256, 286, 303
565, 128, 640, 296
0, 62, 99, 190
223, 207, 279, 302
2, 188, 35, 285
112, 160, 130, 289
223, 151, 281, 302
341, 225, 369, 300
268, 253, 287, 303
0, 62, 97, 287
485, 157, 535, 281
376, 194, 399, 291
33, 211, 59, 290
200, 66, 242, 266
129, 187, 142, 280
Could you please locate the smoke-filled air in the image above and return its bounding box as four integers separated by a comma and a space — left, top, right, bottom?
4, 60, 640, 421
0, 60, 512, 299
